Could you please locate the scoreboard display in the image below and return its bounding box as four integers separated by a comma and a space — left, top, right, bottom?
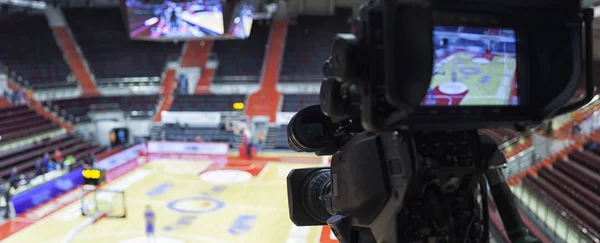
82, 169, 106, 186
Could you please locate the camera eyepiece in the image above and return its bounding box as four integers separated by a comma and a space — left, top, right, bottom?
287, 105, 338, 152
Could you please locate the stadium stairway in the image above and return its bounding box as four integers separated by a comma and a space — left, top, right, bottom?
52, 27, 99, 96
178, 40, 215, 94
180, 41, 214, 67
195, 67, 216, 94
154, 69, 177, 122
45, 6, 99, 96
245, 20, 287, 122
7, 81, 74, 131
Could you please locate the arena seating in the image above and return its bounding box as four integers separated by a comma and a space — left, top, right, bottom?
0, 14, 74, 89
151, 124, 242, 147
95, 77, 162, 88
280, 8, 352, 83
518, 146, 600, 242
281, 94, 319, 112
212, 21, 271, 84
265, 125, 289, 149
0, 106, 61, 144
44, 95, 159, 123
63, 8, 182, 81
0, 133, 103, 179
169, 94, 246, 112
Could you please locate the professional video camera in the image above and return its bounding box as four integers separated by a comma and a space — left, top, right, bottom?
286, 0, 596, 242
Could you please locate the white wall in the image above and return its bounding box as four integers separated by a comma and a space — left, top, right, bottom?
84, 110, 151, 146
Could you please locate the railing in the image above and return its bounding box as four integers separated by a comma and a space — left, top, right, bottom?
511, 185, 593, 243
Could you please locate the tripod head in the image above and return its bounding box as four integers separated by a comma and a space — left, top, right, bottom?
286, 0, 595, 242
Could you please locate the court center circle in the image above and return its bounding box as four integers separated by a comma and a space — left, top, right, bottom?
200, 170, 253, 184
439, 82, 468, 95
167, 197, 226, 214
459, 67, 481, 75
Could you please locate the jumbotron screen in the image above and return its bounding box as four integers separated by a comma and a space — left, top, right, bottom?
422, 26, 518, 106
124, 0, 254, 40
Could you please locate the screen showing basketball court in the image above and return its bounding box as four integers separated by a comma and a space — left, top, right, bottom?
124, 0, 254, 40
422, 26, 518, 106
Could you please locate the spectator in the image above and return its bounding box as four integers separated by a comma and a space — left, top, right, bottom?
26, 89, 33, 100
43, 153, 50, 171
54, 149, 63, 163
2, 90, 9, 100
64, 155, 76, 171
90, 153, 97, 168
7, 167, 18, 187
195, 135, 204, 142
244, 129, 253, 160
258, 130, 265, 147
117, 129, 127, 145
11, 91, 18, 104
572, 122, 582, 135
0, 181, 10, 219
35, 158, 43, 177
17, 174, 27, 187
160, 131, 167, 141
48, 159, 57, 171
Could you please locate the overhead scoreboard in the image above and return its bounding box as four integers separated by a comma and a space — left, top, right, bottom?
82, 169, 106, 186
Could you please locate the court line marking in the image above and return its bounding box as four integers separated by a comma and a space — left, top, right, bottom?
150, 159, 214, 182
2, 169, 151, 242
38, 230, 229, 243
314, 226, 324, 243
127, 199, 288, 212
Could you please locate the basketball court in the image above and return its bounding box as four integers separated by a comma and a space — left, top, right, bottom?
425, 50, 517, 106
2, 156, 330, 243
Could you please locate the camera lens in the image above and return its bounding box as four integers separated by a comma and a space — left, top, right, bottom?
288, 105, 338, 152
300, 168, 332, 224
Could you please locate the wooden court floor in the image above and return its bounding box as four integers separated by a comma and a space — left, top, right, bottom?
2, 158, 326, 243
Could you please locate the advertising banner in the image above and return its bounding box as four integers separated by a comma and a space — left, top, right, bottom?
161, 111, 222, 127
11, 168, 84, 214
147, 141, 229, 155
96, 144, 143, 171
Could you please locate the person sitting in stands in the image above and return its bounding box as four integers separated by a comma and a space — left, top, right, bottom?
35, 158, 43, 177
64, 155, 76, 171
7, 168, 18, 188
48, 159, 58, 171
195, 135, 204, 142
54, 149, 63, 164
17, 174, 28, 187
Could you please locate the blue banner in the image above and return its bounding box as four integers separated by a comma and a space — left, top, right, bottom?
97, 144, 142, 171
11, 168, 83, 214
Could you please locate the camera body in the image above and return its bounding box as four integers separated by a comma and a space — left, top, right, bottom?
321, 0, 592, 132
287, 0, 595, 242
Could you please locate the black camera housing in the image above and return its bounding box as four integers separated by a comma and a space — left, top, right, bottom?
287, 0, 594, 242
323, 0, 593, 132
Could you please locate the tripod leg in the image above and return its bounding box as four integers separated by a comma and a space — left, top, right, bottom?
486, 168, 541, 243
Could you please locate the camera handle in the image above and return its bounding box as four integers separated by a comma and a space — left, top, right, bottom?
480, 136, 541, 243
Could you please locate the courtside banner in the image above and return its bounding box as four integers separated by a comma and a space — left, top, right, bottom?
96, 144, 143, 171
161, 111, 221, 127
147, 141, 229, 155
12, 168, 84, 214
